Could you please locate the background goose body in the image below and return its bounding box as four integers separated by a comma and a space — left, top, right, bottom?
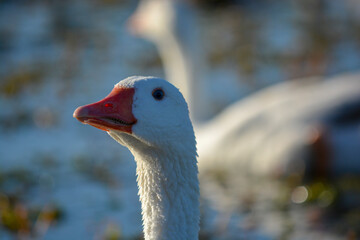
74, 76, 199, 240
198, 73, 360, 177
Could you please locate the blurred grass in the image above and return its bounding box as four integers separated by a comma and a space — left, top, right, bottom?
0, 168, 64, 238
72, 155, 121, 187
0, 68, 45, 97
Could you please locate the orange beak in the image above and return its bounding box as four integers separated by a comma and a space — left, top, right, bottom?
73, 87, 137, 134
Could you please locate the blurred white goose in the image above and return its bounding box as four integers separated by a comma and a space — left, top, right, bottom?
74, 76, 200, 240
128, 0, 242, 122
128, 0, 360, 178
202, 73, 360, 177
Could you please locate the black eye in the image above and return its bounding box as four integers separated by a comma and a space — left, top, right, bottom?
152, 88, 165, 100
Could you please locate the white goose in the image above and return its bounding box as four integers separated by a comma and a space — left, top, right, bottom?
74, 76, 199, 240
128, 0, 242, 123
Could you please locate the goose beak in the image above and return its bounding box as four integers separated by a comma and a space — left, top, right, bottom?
127, 13, 143, 35
73, 87, 137, 134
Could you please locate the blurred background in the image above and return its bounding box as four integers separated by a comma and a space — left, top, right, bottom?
1, 0, 360, 239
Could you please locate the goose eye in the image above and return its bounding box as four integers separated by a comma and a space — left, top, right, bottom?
152, 88, 165, 100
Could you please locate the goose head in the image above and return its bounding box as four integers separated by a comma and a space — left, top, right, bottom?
128, 0, 176, 41
128, 0, 194, 44
73, 76, 195, 152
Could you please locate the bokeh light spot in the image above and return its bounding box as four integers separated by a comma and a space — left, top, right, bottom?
291, 186, 309, 204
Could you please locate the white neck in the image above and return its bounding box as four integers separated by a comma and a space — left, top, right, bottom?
132, 145, 200, 240
155, 20, 211, 123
